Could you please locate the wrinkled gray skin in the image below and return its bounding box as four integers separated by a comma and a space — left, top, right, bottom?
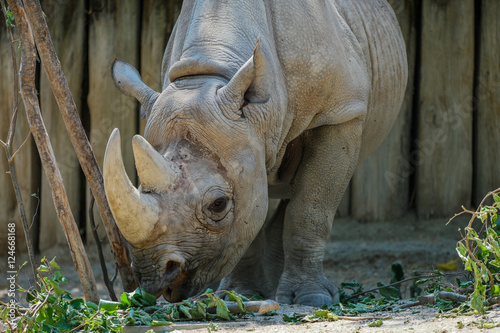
104, 0, 407, 307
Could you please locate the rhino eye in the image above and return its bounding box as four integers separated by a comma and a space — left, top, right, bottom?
201, 189, 232, 224
209, 197, 227, 214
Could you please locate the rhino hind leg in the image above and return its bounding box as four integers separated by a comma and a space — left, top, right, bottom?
276, 119, 363, 307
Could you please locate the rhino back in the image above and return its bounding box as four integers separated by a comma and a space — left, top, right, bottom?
335, 0, 408, 161
160, 0, 406, 165
269, 0, 407, 162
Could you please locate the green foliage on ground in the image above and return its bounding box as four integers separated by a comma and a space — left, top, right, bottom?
454, 191, 500, 314
0, 258, 249, 332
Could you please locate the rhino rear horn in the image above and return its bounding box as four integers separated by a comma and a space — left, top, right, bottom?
104, 128, 159, 245
111, 60, 160, 119
132, 135, 180, 192
217, 39, 270, 113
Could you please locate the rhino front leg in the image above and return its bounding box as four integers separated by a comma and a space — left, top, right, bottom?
276, 118, 363, 306
218, 227, 273, 298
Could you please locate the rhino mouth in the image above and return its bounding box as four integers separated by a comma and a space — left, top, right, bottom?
161, 269, 195, 302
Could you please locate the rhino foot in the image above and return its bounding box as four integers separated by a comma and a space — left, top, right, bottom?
275, 272, 339, 307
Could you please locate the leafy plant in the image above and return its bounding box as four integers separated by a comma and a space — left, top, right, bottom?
452, 189, 500, 314
1, 258, 250, 332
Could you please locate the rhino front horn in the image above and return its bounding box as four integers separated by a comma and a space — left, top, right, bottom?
104, 128, 159, 245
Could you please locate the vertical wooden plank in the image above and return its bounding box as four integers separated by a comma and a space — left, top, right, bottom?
0, 25, 40, 254
475, 0, 500, 203
87, 0, 140, 242
416, 0, 474, 218
351, 0, 416, 221
38, 0, 85, 250
139, 0, 183, 135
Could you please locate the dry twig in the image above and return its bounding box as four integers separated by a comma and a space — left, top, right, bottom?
89, 192, 118, 301
0, 0, 37, 284
393, 291, 468, 311
6, 0, 99, 303
21, 0, 137, 292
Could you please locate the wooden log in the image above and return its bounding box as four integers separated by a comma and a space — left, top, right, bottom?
139, 0, 182, 135
474, 0, 500, 204
87, 0, 141, 242
0, 20, 39, 255
38, 0, 85, 250
351, 0, 416, 221
416, 0, 474, 218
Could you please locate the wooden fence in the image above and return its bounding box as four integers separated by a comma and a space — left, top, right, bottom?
1, 0, 499, 253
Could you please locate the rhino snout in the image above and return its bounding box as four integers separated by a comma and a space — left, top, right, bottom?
164, 260, 182, 282
133, 256, 187, 298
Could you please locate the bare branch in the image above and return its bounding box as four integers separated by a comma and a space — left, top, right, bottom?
9, 130, 31, 162
393, 291, 468, 311
89, 192, 117, 301
0, 0, 37, 285
22, 0, 137, 291
6, 0, 99, 303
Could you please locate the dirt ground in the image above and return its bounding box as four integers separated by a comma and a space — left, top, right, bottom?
2, 213, 499, 332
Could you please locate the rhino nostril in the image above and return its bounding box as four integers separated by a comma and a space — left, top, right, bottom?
165, 260, 181, 279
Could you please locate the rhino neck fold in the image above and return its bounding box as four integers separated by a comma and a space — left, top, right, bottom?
162, 0, 289, 173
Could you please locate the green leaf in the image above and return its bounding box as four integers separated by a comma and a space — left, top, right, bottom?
492, 193, 500, 205
283, 314, 300, 322
178, 305, 192, 319
49, 258, 61, 270
415, 278, 431, 285
122, 288, 157, 308
151, 320, 173, 326
228, 291, 245, 311
53, 271, 67, 283
457, 279, 473, 289
314, 309, 329, 317
48, 280, 65, 297
196, 300, 207, 318
120, 291, 132, 307
99, 300, 120, 312
470, 288, 486, 314
69, 298, 85, 310
215, 298, 231, 320
377, 282, 400, 300
313, 309, 338, 321
38, 265, 49, 272
6, 8, 15, 28
368, 319, 383, 327
492, 284, 500, 296
139, 289, 156, 306
86, 301, 99, 311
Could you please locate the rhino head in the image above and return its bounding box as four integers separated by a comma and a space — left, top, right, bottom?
104, 42, 271, 301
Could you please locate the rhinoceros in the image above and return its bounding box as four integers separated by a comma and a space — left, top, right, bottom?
103, 0, 407, 306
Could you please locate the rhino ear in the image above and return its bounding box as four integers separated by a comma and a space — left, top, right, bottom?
218, 39, 270, 112
111, 59, 160, 119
